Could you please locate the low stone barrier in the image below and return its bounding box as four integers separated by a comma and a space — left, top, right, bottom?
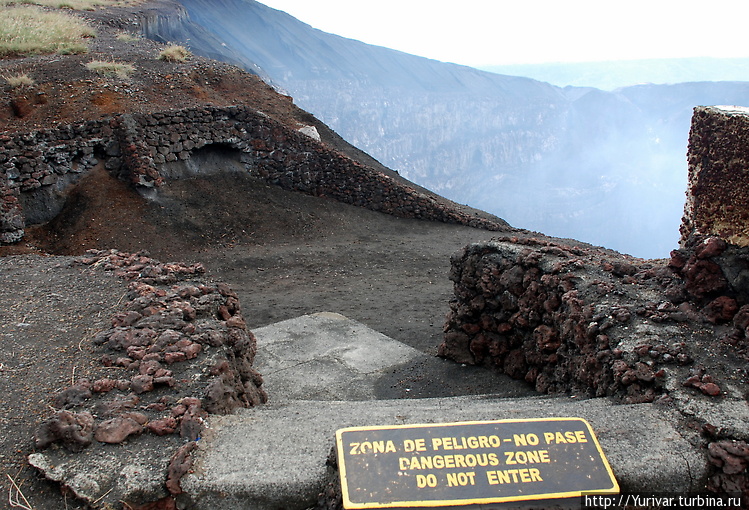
30, 249, 267, 506
1, 105, 507, 244
439, 238, 694, 403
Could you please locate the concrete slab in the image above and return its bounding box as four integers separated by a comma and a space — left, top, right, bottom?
253, 312, 539, 401
252, 312, 426, 400
179, 396, 706, 510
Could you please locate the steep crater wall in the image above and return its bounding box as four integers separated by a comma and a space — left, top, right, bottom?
1, 105, 508, 245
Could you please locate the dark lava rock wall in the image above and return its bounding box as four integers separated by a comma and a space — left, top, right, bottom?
439, 238, 694, 403
0, 105, 508, 245
682, 105, 749, 247
0, 122, 109, 242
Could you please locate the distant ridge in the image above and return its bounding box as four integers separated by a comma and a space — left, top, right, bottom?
481, 57, 749, 91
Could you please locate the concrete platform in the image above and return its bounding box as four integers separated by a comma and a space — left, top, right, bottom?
252, 312, 425, 400
178, 313, 707, 510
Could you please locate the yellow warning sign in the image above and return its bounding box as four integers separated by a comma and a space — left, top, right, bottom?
336, 417, 618, 508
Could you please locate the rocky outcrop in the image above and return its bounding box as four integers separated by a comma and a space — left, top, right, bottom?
682, 106, 749, 247
117, 0, 272, 82
0, 105, 509, 245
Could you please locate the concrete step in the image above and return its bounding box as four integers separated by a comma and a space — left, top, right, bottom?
252, 312, 537, 402
252, 311, 425, 401
180, 395, 705, 509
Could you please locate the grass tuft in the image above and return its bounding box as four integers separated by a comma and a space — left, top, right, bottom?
157, 44, 190, 63
2, 71, 34, 87
85, 59, 134, 79
0, 4, 95, 57
116, 32, 139, 42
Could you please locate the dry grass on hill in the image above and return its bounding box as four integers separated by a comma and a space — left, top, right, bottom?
0, 4, 95, 57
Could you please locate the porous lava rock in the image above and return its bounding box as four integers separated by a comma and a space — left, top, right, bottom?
34, 410, 95, 453
708, 440, 749, 508
441, 238, 695, 403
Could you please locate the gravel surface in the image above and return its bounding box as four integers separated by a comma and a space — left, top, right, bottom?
0, 254, 125, 509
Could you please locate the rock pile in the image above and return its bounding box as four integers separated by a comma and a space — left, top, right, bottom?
30, 249, 266, 507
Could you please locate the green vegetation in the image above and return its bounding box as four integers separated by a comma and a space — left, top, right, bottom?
0, 4, 95, 57
2, 71, 35, 87
157, 44, 190, 63
85, 59, 134, 78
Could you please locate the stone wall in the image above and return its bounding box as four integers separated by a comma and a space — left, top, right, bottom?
682, 105, 749, 247
439, 238, 694, 403
0, 121, 110, 242
0, 105, 507, 245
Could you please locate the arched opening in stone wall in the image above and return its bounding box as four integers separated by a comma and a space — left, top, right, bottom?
19, 146, 108, 226
159, 143, 250, 180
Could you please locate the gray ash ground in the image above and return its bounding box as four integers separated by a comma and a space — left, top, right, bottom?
0, 255, 125, 509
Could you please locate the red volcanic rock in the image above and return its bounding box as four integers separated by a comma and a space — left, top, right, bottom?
708, 441, 749, 475
122, 412, 148, 425
92, 378, 117, 393
166, 442, 197, 495
683, 259, 728, 299
534, 325, 560, 353
225, 315, 246, 329
94, 416, 143, 443
164, 351, 187, 364
700, 382, 722, 396
147, 417, 178, 436
696, 237, 727, 259
181, 342, 202, 360
131, 374, 154, 394
703, 296, 739, 324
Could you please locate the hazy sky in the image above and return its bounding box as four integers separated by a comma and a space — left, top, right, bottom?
258, 0, 749, 67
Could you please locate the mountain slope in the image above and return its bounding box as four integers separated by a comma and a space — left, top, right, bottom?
161, 0, 749, 258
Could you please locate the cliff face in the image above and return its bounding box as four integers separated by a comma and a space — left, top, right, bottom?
106, 0, 273, 82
